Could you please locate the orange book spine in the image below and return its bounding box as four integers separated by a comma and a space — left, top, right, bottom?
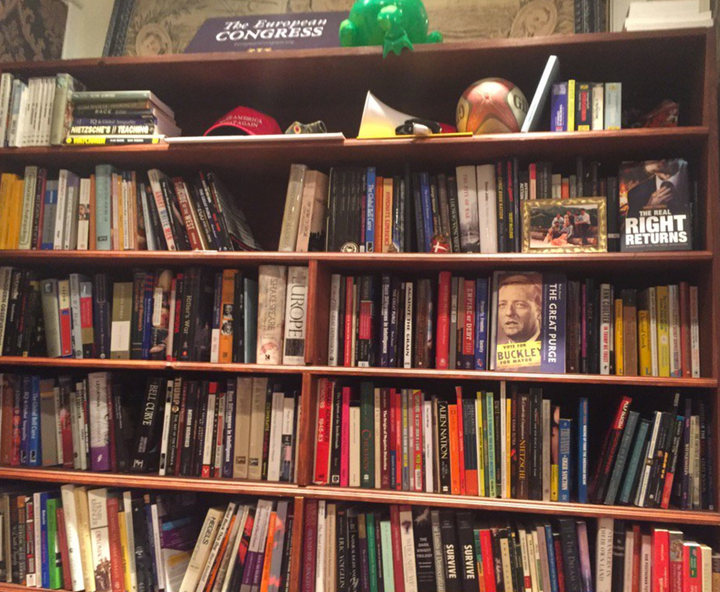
205, 514, 237, 592
382, 178, 394, 253
448, 403, 461, 495
258, 512, 277, 592
455, 387, 467, 495
375, 176, 383, 251
218, 269, 237, 363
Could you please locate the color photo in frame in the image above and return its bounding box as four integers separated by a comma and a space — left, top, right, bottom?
522, 197, 607, 253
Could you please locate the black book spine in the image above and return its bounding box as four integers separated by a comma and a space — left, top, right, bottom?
529, 388, 543, 500
205, 172, 234, 250
130, 271, 146, 360
112, 381, 130, 472
447, 175, 462, 253
347, 513, 360, 592
611, 520, 626, 592
374, 513, 384, 592
429, 175, 441, 239
192, 176, 221, 249
279, 513, 294, 592
567, 280, 581, 373
437, 400, 451, 493
142, 182, 167, 251
131, 498, 153, 592
403, 167, 413, 254
3, 270, 24, 356
645, 411, 672, 508
337, 275, 347, 365
165, 378, 184, 476
129, 378, 164, 472
606, 176, 620, 252
326, 168, 338, 251
20, 278, 41, 356
93, 274, 111, 359
538, 162, 553, 199
494, 399, 502, 495
412, 173, 426, 253
495, 160, 507, 253
491, 528, 504, 588
232, 272, 245, 363
188, 181, 216, 250
30, 169, 47, 250
337, 508, 348, 592
387, 276, 400, 368
356, 275, 376, 366
509, 527, 524, 591
179, 381, 198, 476
557, 518, 582, 592
413, 507, 437, 592
512, 158, 521, 253
698, 400, 710, 509
505, 159, 516, 253
193, 383, 209, 477
439, 510, 462, 592
330, 383, 343, 485
198, 172, 226, 250
455, 511, 478, 592
261, 384, 274, 480
190, 269, 214, 362
179, 268, 197, 361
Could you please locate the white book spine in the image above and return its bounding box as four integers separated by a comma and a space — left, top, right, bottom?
526, 530, 539, 592
29, 492, 40, 587
41, 78, 56, 145
158, 379, 174, 476
256, 265, 287, 365
476, 164, 498, 253
140, 186, 157, 251
69, 391, 81, 469
69, 274, 84, 359
295, 170, 316, 252
591, 83, 604, 130
87, 488, 111, 592
402, 281, 413, 369
78, 381, 89, 470
315, 501, 327, 592
398, 507, 418, 592
622, 528, 635, 592
64, 177, 80, 250
422, 399, 434, 493
327, 274, 341, 366
282, 266, 308, 365
196, 503, 236, 592
599, 283, 612, 375
689, 286, 700, 378
53, 385, 64, 466
77, 179, 91, 250
9, 81, 28, 148
280, 396, 295, 482
595, 517, 614, 592
88, 373, 110, 471
202, 391, 217, 474
54, 170, 69, 249
213, 390, 226, 478
146, 169, 177, 251
60, 485, 85, 591
247, 378, 268, 481
640, 535, 652, 592
178, 507, 223, 592
668, 284, 682, 377
24, 78, 38, 147
278, 164, 308, 251
517, 528, 531, 592
648, 287, 659, 376
0, 73, 13, 146
542, 398, 551, 502
349, 405, 361, 487
267, 390, 285, 482
604, 83, 622, 130
18, 166, 37, 249
455, 165, 480, 252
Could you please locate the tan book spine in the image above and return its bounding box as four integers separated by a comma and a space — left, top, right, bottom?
110, 282, 133, 359
278, 164, 307, 251
247, 377, 269, 481
233, 377, 253, 479
178, 506, 224, 592
294, 170, 317, 253
74, 486, 97, 592
256, 266, 287, 365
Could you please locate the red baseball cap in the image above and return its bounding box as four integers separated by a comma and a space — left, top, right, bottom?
204, 106, 282, 136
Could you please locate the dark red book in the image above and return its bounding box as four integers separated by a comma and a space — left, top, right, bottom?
455, 386, 467, 496
106, 496, 126, 592
380, 388, 390, 490
393, 389, 402, 491
344, 276, 354, 367
435, 271, 451, 369
56, 507, 73, 591
300, 500, 318, 592
462, 279, 475, 369
591, 395, 633, 503
389, 505, 406, 592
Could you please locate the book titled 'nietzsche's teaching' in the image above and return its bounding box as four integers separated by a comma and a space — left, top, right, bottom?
619, 159, 692, 252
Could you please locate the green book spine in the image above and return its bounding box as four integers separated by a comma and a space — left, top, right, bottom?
46, 498, 62, 589
604, 410, 640, 505
360, 381, 375, 488
618, 419, 651, 505
380, 521, 395, 592
486, 392, 496, 498
366, 513, 378, 592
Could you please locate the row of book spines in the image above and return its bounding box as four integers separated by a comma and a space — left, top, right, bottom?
0, 166, 245, 254
551, 81, 622, 132
300, 500, 719, 592
328, 274, 489, 370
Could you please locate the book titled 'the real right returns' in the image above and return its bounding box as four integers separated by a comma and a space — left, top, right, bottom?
619, 159, 692, 252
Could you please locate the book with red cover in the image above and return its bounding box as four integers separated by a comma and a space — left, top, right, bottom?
56, 506, 73, 591
479, 529, 497, 592
652, 528, 670, 592
389, 505, 406, 592
0, 375, 15, 465
313, 379, 333, 485
679, 282, 691, 378
380, 388, 390, 490
668, 530, 683, 592
412, 390, 424, 492
590, 395, 632, 503
682, 543, 701, 592
448, 404, 461, 495
344, 276, 354, 367
340, 386, 351, 488
394, 390, 403, 491
435, 271, 451, 369
106, 495, 126, 592
300, 500, 318, 592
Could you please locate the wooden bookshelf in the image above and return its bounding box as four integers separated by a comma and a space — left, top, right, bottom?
0, 27, 718, 592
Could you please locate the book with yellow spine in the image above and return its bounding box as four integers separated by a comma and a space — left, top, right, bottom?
637, 309, 652, 376
656, 286, 670, 377
614, 298, 624, 376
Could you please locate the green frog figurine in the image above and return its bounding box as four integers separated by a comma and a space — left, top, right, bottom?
339, 0, 442, 57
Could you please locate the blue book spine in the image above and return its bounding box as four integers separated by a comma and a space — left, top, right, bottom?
550, 82, 568, 132
541, 273, 567, 373
223, 380, 236, 478
243, 278, 258, 363
95, 164, 114, 250
379, 274, 391, 368
141, 272, 155, 359
618, 419, 651, 505
559, 418, 572, 502
40, 183, 58, 250
577, 398, 589, 503
474, 277, 489, 370
365, 167, 376, 252
20, 376, 31, 465
40, 492, 49, 588
545, 525, 560, 592
28, 376, 41, 466
419, 172, 434, 253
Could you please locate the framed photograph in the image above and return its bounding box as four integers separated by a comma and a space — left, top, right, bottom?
522, 197, 607, 253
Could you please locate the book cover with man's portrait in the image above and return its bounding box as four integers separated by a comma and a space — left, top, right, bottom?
490, 271, 566, 373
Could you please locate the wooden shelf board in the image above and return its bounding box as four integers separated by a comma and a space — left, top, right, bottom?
0, 467, 299, 497
0, 467, 715, 526
0, 250, 712, 270
0, 127, 708, 168
301, 486, 720, 526
0, 357, 714, 387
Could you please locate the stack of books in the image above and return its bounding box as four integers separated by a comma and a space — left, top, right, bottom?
301, 502, 719, 592
624, 0, 713, 30
311, 382, 713, 510
0, 373, 299, 483
0, 166, 260, 252
550, 81, 622, 131
0, 265, 308, 366
326, 271, 701, 377
65, 90, 181, 145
